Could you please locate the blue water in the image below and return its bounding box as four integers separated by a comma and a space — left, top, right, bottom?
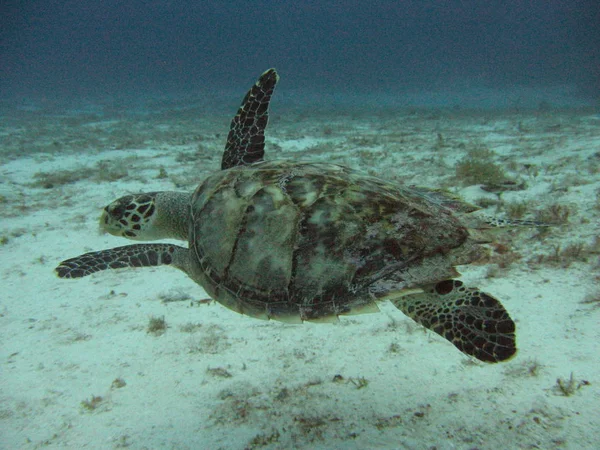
2, 0, 598, 108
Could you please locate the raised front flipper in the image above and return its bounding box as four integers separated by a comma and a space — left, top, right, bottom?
391, 280, 516, 363
55, 244, 189, 279
221, 68, 279, 170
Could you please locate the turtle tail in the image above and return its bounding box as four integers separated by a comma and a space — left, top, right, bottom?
390, 280, 516, 363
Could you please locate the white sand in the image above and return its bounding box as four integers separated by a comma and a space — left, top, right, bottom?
1, 103, 599, 449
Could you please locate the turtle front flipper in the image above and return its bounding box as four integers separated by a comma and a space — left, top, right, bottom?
55, 244, 190, 279
390, 280, 516, 363
221, 68, 279, 170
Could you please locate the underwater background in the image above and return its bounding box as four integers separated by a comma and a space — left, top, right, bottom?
1, 1, 599, 449
2, 0, 599, 108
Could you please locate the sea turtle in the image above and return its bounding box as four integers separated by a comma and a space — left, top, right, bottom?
56, 69, 519, 363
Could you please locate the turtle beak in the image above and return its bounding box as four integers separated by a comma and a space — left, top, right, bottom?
98, 210, 110, 235
98, 209, 122, 237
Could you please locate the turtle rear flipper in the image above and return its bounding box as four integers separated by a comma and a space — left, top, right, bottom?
55, 244, 190, 279
390, 280, 516, 363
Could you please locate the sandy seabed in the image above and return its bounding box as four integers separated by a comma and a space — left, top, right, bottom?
1, 98, 599, 449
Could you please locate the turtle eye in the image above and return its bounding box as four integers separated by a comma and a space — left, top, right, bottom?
107, 203, 126, 219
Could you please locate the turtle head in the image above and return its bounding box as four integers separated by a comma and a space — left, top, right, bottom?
100, 191, 189, 241
100, 193, 161, 240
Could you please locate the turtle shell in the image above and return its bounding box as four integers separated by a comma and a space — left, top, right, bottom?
188, 160, 478, 322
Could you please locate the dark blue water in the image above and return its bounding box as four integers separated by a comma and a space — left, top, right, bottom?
2, 0, 598, 107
